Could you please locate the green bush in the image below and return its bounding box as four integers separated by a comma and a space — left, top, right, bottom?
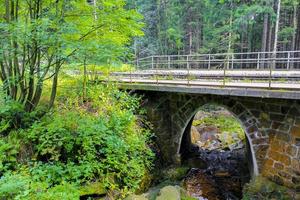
242, 176, 290, 200
0, 84, 154, 198
0, 172, 80, 200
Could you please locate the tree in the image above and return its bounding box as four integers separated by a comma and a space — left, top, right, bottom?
0, 0, 143, 111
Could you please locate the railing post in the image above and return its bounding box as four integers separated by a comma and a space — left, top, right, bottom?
151, 56, 154, 70
208, 55, 211, 70
257, 53, 260, 70
223, 66, 226, 87
187, 55, 190, 85
231, 54, 234, 69
130, 62, 132, 83
168, 56, 171, 69
287, 52, 290, 70
269, 63, 272, 89
155, 57, 158, 85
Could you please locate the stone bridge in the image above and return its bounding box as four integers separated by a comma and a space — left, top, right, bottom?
129, 88, 300, 190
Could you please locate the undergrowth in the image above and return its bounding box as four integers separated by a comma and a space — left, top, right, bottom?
0, 83, 154, 199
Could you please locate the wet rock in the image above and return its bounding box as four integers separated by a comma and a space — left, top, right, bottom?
196, 126, 219, 142
185, 157, 207, 169
156, 186, 181, 200
162, 166, 190, 181
191, 126, 201, 144
183, 169, 221, 200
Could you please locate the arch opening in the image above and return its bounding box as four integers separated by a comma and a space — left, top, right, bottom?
179, 104, 254, 199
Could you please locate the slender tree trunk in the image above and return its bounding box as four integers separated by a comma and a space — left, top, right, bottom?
262, 14, 268, 52
272, 0, 281, 69
261, 14, 269, 68
49, 63, 60, 109
83, 56, 87, 101
291, 4, 298, 68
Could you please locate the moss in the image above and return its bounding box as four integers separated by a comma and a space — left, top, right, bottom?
156, 186, 181, 200
79, 181, 106, 196
162, 166, 190, 181
136, 171, 154, 194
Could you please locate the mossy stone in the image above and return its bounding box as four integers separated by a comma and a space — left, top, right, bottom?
156, 186, 180, 200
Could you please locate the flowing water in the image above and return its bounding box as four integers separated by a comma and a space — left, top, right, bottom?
183, 149, 250, 200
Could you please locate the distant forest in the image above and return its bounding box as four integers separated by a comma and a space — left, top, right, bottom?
127, 0, 300, 57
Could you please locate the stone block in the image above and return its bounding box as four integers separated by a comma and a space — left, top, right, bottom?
276, 132, 291, 142
291, 126, 300, 138
270, 113, 286, 122
288, 106, 300, 116
286, 146, 298, 157
231, 103, 245, 116
269, 139, 285, 152
255, 145, 269, 160
281, 106, 291, 115
274, 162, 284, 170
264, 159, 274, 168
246, 125, 258, 134
278, 171, 292, 180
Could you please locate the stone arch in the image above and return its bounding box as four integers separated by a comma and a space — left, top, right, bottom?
141, 91, 300, 189
171, 95, 266, 176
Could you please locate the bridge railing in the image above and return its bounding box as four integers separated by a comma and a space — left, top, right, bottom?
106, 50, 300, 90
136, 51, 300, 70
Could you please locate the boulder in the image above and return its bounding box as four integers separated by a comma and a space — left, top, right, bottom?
125, 194, 148, 200
156, 186, 181, 200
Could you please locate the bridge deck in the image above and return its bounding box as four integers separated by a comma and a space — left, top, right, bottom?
119, 82, 300, 100
111, 51, 300, 99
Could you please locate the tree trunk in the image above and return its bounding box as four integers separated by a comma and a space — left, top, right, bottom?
291, 4, 298, 68
272, 0, 281, 69
49, 64, 60, 109
83, 57, 87, 101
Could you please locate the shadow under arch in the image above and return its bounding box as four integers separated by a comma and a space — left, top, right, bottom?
177, 102, 259, 177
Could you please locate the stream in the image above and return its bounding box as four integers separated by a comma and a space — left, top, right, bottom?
183, 148, 250, 200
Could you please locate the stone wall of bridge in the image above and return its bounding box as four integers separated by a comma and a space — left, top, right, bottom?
141, 91, 300, 189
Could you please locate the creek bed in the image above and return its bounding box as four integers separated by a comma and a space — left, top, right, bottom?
183, 149, 250, 200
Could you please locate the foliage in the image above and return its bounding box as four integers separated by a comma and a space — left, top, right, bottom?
242, 176, 290, 200
0, 0, 143, 111
132, 0, 299, 56
0, 172, 80, 200
0, 135, 19, 174
0, 83, 154, 198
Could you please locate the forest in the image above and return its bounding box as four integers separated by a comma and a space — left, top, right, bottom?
129, 0, 300, 56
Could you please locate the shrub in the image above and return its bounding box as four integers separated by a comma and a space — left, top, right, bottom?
23, 85, 154, 194
0, 172, 80, 200
0, 84, 154, 198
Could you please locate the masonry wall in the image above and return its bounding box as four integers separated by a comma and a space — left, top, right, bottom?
141, 91, 300, 189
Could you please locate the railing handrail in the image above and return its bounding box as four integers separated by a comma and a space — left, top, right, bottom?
137, 50, 300, 61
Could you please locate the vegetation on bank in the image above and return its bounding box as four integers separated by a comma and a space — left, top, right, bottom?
0, 80, 154, 199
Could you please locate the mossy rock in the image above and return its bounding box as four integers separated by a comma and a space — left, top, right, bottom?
162, 166, 190, 181
125, 194, 148, 200
79, 181, 106, 196
156, 186, 181, 200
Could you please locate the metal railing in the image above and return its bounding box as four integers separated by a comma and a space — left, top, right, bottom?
136, 51, 300, 70
108, 51, 300, 90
